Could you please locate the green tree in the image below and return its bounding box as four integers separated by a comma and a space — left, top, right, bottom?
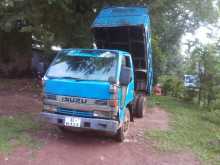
187, 44, 220, 109
0, 0, 219, 80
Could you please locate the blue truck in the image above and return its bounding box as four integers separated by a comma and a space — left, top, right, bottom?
184, 75, 199, 89
40, 6, 153, 142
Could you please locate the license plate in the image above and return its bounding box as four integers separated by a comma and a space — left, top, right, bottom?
64, 117, 81, 127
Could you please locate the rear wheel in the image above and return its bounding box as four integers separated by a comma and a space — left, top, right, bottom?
136, 96, 146, 118
132, 96, 140, 117
115, 108, 130, 142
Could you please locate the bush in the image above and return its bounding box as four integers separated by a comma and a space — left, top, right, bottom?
158, 75, 184, 98
183, 88, 198, 102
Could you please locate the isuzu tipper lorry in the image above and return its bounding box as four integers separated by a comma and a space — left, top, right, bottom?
40, 6, 153, 142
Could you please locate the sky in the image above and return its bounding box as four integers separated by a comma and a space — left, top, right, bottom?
181, 0, 220, 57
181, 21, 220, 56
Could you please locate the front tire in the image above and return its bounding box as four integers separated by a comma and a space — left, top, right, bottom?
115, 108, 130, 142
58, 126, 67, 132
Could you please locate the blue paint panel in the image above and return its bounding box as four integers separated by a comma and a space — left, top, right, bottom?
44, 78, 112, 100
92, 7, 150, 28
92, 16, 148, 27
98, 7, 148, 17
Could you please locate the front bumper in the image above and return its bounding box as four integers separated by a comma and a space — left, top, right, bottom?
40, 112, 119, 133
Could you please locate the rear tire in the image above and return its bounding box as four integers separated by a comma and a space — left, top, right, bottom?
132, 96, 140, 117
115, 108, 130, 142
136, 96, 146, 118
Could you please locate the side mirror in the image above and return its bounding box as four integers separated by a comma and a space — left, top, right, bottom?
120, 67, 131, 86
37, 62, 45, 76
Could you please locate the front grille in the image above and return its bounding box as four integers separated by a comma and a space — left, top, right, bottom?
57, 108, 93, 118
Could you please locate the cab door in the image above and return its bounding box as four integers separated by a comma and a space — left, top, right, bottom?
119, 55, 134, 122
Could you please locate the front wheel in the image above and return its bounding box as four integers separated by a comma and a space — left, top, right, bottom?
58, 126, 68, 132
115, 108, 130, 142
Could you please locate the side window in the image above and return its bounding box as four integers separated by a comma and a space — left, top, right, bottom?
122, 56, 126, 67
122, 56, 131, 68
125, 56, 131, 68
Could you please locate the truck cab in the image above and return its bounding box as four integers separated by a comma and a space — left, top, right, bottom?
41, 49, 134, 141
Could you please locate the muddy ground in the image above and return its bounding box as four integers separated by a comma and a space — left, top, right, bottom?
0, 79, 200, 165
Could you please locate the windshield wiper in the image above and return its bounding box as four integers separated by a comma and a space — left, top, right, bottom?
60, 76, 81, 80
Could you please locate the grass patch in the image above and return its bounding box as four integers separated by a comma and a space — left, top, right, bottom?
0, 113, 43, 153
146, 96, 220, 165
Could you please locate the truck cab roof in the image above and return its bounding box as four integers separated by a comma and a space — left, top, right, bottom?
60, 48, 131, 57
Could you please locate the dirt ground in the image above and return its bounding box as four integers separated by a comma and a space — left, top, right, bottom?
0, 79, 201, 165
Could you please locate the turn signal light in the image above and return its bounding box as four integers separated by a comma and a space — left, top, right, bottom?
108, 100, 118, 108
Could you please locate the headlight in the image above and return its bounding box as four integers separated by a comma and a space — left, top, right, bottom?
95, 100, 108, 106
43, 104, 57, 112
108, 100, 118, 108
42, 76, 47, 87
93, 111, 113, 119
44, 94, 57, 100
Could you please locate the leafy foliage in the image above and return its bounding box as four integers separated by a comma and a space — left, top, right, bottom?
186, 44, 220, 110
158, 75, 184, 97
0, 0, 219, 79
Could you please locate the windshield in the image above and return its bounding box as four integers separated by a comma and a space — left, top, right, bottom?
46, 51, 118, 82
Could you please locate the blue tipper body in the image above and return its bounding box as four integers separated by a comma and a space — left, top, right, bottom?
40, 6, 153, 137
92, 6, 153, 94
